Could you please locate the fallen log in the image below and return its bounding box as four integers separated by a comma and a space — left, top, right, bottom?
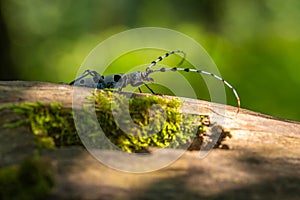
0, 81, 299, 200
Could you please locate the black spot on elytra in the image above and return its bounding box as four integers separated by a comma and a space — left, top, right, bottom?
114, 75, 121, 82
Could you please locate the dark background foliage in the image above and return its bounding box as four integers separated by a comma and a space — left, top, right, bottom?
1, 0, 300, 120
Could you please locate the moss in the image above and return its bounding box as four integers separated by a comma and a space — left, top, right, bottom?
86, 90, 204, 152
0, 158, 55, 200
1, 90, 215, 153
2, 102, 81, 150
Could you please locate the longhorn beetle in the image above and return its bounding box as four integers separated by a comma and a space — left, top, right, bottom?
70, 50, 240, 114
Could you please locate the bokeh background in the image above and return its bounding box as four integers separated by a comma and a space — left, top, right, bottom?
1, 0, 300, 121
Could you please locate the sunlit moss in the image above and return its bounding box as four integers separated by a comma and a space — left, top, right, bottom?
2, 102, 80, 150
2, 90, 210, 153
81, 90, 208, 152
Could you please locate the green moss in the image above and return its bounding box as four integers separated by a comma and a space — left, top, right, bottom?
0, 158, 55, 200
82, 90, 209, 152
91, 91, 177, 151
2, 102, 81, 150
2, 90, 210, 153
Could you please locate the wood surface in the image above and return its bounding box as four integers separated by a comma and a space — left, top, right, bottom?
0, 81, 299, 200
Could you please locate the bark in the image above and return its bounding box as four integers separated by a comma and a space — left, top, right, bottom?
0, 81, 299, 199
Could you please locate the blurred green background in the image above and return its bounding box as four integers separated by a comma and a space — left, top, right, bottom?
1, 0, 300, 121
